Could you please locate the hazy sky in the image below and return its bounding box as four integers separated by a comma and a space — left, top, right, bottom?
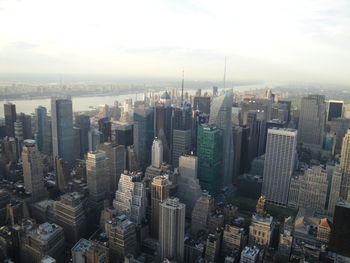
0, 0, 349, 84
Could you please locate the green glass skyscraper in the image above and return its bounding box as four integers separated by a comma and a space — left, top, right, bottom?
197, 124, 223, 195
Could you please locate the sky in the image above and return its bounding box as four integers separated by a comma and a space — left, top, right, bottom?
0, 0, 349, 84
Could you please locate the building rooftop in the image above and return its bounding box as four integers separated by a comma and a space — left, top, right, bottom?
242, 246, 260, 257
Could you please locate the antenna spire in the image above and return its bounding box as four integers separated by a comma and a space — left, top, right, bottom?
181, 69, 184, 107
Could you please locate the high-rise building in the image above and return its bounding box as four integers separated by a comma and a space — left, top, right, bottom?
240, 246, 260, 263
35, 106, 47, 152
172, 129, 191, 167
150, 175, 171, 238
18, 112, 33, 139
262, 128, 297, 206
209, 90, 234, 186
4, 102, 16, 137
54, 192, 86, 245
88, 128, 103, 151
126, 145, 139, 171
155, 102, 172, 163
113, 171, 147, 225
133, 106, 154, 170
278, 216, 294, 261
21, 222, 65, 263
159, 197, 185, 262
151, 138, 163, 169
339, 129, 350, 200
114, 124, 133, 146
328, 118, 350, 153
86, 151, 110, 212
327, 100, 343, 121
177, 155, 202, 217
75, 115, 90, 157
22, 139, 46, 201
42, 117, 52, 156
232, 125, 242, 181
327, 165, 342, 215
222, 223, 245, 255
98, 117, 111, 142
330, 200, 350, 257
193, 96, 211, 114
197, 124, 223, 195
55, 157, 70, 192
71, 238, 109, 263
105, 215, 138, 262
191, 191, 214, 235
298, 95, 325, 147
97, 142, 126, 193
51, 97, 75, 163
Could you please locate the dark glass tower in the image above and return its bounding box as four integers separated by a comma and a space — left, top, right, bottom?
4, 103, 16, 137
75, 114, 90, 156
35, 106, 47, 151
197, 124, 223, 195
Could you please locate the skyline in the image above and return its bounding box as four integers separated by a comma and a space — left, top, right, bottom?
0, 0, 349, 85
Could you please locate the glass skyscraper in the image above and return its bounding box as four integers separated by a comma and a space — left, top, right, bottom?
35, 106, 47, 151
197, 124, 223, 195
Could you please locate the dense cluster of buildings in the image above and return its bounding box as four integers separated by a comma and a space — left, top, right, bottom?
0, 87, 350, 262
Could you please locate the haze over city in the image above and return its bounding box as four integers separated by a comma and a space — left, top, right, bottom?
0, 0, 349, 84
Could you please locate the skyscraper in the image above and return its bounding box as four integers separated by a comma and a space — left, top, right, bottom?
159, 197, 185, 262
4, 102, 16, 137
133, 106, 154, 170
151, 138, 163, 168
86, 151, 110, 212
35, 106, 47, 152
98, 117, 111, 142
262, 128, 297, 206
151, 175, 171, 238
115, 124, 133, 146
197, 124, 223, 195
327, 100, 343, 121
209, 90, 233, 186
339, 129, 350, 200
298, 95, 325, 147
75, 114, 90, 157
155, 102, 172, 163
71, 238, 109, 263
22, 139, 46, 201
51, 97, 75, 163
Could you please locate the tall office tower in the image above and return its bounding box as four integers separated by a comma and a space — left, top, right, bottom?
205, 233, 221, 262
159, 198, 185, 262
35, 106, 47, 152
249, 196, 274, 246
177, 155, 202, 217
197, 124, 223, 195
3, 136, 18, 163
150, 175, 171, 238
54, 192, 86, 245
298, 94, 325, 147
105, 215, 138, 262
113, 171, 147, 225
21, 222, 65, 263
330, 200, 350, 257
86, 151, 109, 212
193, 96, 211, 114
75, 114, 90, 157
191, 111, 209, 153
98, 117, 111, 142
172, 130, 191, 167
340, 129, 350, 199
191, 191, 214, 235
151, 138, 163, 168
18, 113, 33, 139
241, 98, 272, 124
88, 128, 103, 151
232, 125, 242, 181
4, 102, 16, 137
73, 127, 82, 160
212, 86, 218, 97
262, 128, 297, 205
209, 90, 234, 186
245, 111, 259, 171
43, 117, 52, 155
155, 101, 172, 163
22, 139, 46, 201
115, 124, 133, 146
51, 97, 75, 164
126, 145, 140, 171
71, 238, 109, 263
14, 120, 24, 155
327, 165, 342, 215
240, 126, 251, 173
133, 106, 154, 170
97, 143, 126, 193
171, 107, 192, 167
327, 100, 343, 121
55, 158, 70, 192
328, 118, 350, 153
278, 100, 292, 123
